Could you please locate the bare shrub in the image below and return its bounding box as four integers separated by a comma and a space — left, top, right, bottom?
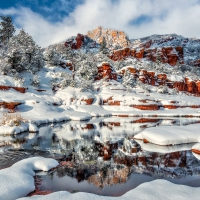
0, 113, 27, 126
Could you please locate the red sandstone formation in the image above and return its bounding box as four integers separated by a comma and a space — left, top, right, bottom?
87, 26, 130, 48
82, 124, 95, 130
110, 46, 184, 66
59, 61, 73, 70
81, 98, 94, 105
95, 62, 118, 81
0, 85, 26, 93
65, 33, 85, 50
119, 66, 200, 95
28, 190, 52, 197
0, 102, 22, 109
192, 149, 200, 155
130, 104, 159, 110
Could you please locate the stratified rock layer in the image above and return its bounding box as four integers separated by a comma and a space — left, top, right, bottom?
87, 26, 130, 48
110, 46, 184, 66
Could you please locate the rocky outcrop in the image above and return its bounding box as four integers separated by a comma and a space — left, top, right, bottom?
59, 61, 73, 70
95, 62, 118, 81
70, 98, 94, 105
0, 85, 26, 93
87, 26, 130, 48
119, 67, 200, 95
130, 104, 159, 110
81, 98, 94, 105
0, 102, 22, 109
65, 33, 85, 50
110, 46, 184, 66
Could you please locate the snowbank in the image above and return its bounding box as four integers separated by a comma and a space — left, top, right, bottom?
134, 124, 200, 145
18, 179, 200, 200
0, 157, 58, 200
136, 140, 194, 153
0, 123, 38, 135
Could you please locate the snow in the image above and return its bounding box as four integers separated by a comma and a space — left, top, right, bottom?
134, 124, 200, 145
192, 143, 200, 151
17, 179, 200, 200
0, 123, 28, 135
0, 157, 58, 200
136, 140, 194, 153
168, 75, 183, 82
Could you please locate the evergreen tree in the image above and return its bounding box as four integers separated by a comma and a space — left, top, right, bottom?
76, 53, 98, 81
0, 16, 15, 45
99, 37, 109, 54
122, 70, 136, 88
44, 48, 61, 67
1, 29, 44, 74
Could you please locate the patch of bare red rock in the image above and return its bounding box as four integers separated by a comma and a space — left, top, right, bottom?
65, 33, 85, 50
95, 62, 118, 81
0, 85, 26, 93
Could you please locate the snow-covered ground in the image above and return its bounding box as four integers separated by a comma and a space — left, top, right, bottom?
0, 156, 198, 200
134, 124, 200, 145
0, 157, 58, 200
17, 180, 200, 200
1, 66, 200, 136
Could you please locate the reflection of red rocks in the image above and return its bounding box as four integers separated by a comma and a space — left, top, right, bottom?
87, 167, 129, 188
96, 142, 118, 161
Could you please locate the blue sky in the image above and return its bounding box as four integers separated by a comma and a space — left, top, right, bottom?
0, 0, 200, 47
0, 0, 84, 21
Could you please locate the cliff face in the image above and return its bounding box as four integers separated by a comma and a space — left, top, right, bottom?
65, 33, 85, 49
119, 66, 200, 95
110, 46, 184, 66
87, 26, 130, 48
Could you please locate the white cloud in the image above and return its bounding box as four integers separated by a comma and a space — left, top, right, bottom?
1, 0, 200, 47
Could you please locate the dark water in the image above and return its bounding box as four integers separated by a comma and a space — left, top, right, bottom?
1, 117, 200, 196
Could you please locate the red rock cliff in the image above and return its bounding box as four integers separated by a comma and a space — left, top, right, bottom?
110, 46, 184, 66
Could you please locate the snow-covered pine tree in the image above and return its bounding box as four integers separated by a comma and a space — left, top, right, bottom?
99, 37, 109, 54
122, 70, 136, 88
31, 75, 40, 87
43, 48, 61, 67
0, 16, 15, 45
2, 29, 44, 74
76, 53, 98, 81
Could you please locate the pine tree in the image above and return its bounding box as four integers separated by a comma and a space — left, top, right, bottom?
122, 70, 136, 88
99, 37, 109, 54
0, 16, 15, 45
2, 29, 44, 74
44, 48, 61, 67
76, 53, 98, 81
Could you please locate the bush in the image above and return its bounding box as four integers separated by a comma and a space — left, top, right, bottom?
0, 113, 26, 126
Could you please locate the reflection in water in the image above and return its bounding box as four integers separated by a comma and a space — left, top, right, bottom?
1, 117, 200, 196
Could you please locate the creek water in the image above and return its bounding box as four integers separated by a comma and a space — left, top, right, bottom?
1, 117, 200, 196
